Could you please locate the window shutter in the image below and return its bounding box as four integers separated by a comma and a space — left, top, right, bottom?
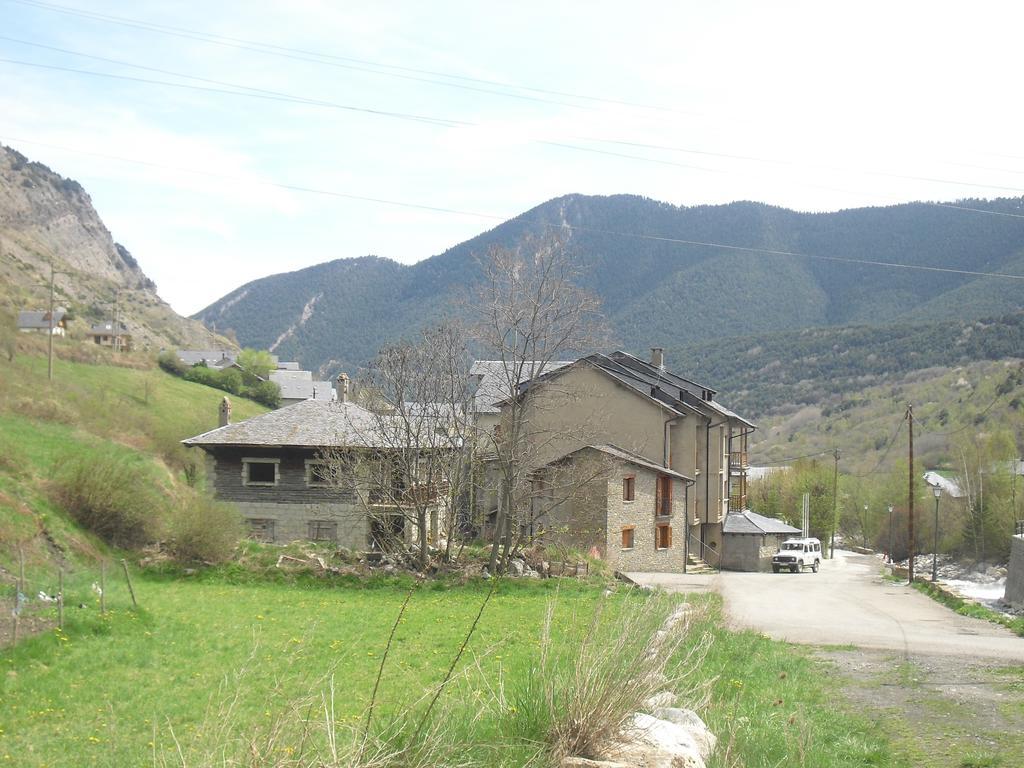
667, 526, 673, 547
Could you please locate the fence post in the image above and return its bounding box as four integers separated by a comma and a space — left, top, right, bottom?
100, 561, 106, 615
121, 559, 138, 609
58, 567, 64, 631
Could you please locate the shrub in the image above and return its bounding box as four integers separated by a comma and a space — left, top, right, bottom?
245, 379, 282, 409
167, 493, 242, 564
52, 448, 165, 547
157, 350, 189, 376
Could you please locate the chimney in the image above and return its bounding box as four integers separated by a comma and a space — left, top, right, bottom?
650, 347, 664, 369
336, 372, 350, 404
219, 396, 232, 427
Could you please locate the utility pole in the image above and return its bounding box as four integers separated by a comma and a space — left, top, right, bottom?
907, 404, 915, 585
47, 261, 56, 381
829, 448, 840, 559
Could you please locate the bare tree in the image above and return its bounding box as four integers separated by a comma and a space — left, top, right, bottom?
319, 324, 474, 571
469, 234, 607, 574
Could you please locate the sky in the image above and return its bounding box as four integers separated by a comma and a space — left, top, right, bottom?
3, 0, 1024, 315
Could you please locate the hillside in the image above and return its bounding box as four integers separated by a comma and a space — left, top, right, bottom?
0, 144, 228, 350
0, 349, 266, 585
749, 357, 1024, 474
194, 194, 1024, 380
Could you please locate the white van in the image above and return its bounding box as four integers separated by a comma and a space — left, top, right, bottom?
771, 538, 822, 573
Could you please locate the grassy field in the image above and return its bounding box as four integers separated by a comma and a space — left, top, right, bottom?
0, 573, 901, 768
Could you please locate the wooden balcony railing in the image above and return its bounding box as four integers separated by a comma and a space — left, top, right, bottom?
730, 451, 749, 469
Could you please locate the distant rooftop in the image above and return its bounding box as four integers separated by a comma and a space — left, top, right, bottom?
17, 308, 66, 329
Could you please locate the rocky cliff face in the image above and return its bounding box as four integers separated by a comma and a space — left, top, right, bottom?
0, 144, 224, 350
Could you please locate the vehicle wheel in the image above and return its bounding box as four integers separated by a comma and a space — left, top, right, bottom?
772, 566, 780, 573
812, 560, 819, 573
790, 565, 798, 573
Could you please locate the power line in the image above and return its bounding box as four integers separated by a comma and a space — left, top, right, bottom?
848, 419, 906, 479
6, 38, 1024, 214
0, 57, 468, 127
910, 388, 1011, 438
5, 0, 669, 114
5, 133, 1024, 286
550, 223, 1024, 281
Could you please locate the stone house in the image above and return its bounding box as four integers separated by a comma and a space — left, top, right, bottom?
720, 509, 801, 571
182, 385, 451, 549
89, 321, 133, 351
482, 349, 755, 572
533, 444, 693, 572
17, 308, 67, 336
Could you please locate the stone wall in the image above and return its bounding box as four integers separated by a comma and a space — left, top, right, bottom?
1005, 535, 1024, 608
605, 462, 687, 573
229, 500, 370, 548
720, 534, 783, 572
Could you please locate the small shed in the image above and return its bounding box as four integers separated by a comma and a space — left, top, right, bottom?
721, 510, 800, 572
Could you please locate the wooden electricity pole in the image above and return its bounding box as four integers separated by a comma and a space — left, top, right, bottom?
46, 261, 56, 381
829, 448, 840, 559
907, 404, 915, 585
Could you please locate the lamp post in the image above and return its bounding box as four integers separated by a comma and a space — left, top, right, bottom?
931, 484, 941, 582
887, 504, 894, 564
863, 503, 869, 548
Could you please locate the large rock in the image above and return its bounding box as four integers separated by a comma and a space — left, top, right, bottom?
651, 708, 716, 760
560, 758, 629, 768
604, 713, 708, 768
508, 559, 526, 577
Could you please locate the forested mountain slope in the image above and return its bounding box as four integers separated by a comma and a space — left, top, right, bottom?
195, 194, 1024, 379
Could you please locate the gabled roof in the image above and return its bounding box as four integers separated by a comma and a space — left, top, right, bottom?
17, 309, 66, 329
178, 349, 236, 367
515, 350, 756, 428
89, 322, 130, 335
552, 443, 694, 483
183, 399, 405, 448
723, 509, 801, 535
469, 359, 572, 414
269, 369, 334, 401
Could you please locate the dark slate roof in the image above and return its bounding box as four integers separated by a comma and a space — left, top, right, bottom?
184, 400, 391, 448
723, 509, 801, 535
553, 443, 694, 482
17, 308, 66, 329
517, 350, 756, 428
469, 359, 572, 414
89, 322, 130, 335
178, 349, 236, 366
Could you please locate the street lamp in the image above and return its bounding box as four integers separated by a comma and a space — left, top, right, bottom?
863, 503, 869, 548
931, 484, 941, 582
887, 504, 894, 564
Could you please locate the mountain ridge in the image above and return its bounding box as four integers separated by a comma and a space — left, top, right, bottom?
194, 193, 1024, 387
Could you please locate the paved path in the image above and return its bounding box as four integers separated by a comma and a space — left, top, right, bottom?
626, 549, 1024, 661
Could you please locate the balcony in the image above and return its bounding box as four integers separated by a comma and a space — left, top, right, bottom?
729, 451, 749, 470
729, 492, 747, 512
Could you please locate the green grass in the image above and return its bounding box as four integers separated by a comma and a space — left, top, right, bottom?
0, 576, 900, 768
0, 353, 267, 578
912, 581, 1024, 637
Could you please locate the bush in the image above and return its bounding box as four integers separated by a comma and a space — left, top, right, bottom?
245, 379, 282, 408
167, 494, 242, 564
52, 448, 165, 547
157, 350, 189, 376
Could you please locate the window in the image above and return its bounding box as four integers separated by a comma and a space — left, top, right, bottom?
622, 475, 635, 502
308, 520, 338, 542
305, 460, 332, 487
655, 523, 672, 550
621, 526, 635, 549
247, 518, 275, 542
656, 475, 673, 516
243, 458, 279, 486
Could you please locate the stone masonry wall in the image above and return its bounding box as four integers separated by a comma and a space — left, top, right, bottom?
605, 464, 687, 573
1005, 535, 1024, 608
230, 500, 369, 548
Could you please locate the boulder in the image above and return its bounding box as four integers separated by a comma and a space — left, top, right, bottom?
606, 713, 707, 768
508, 559, 526, 577
651, 708, 716, 760
560, 758, 629, 768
